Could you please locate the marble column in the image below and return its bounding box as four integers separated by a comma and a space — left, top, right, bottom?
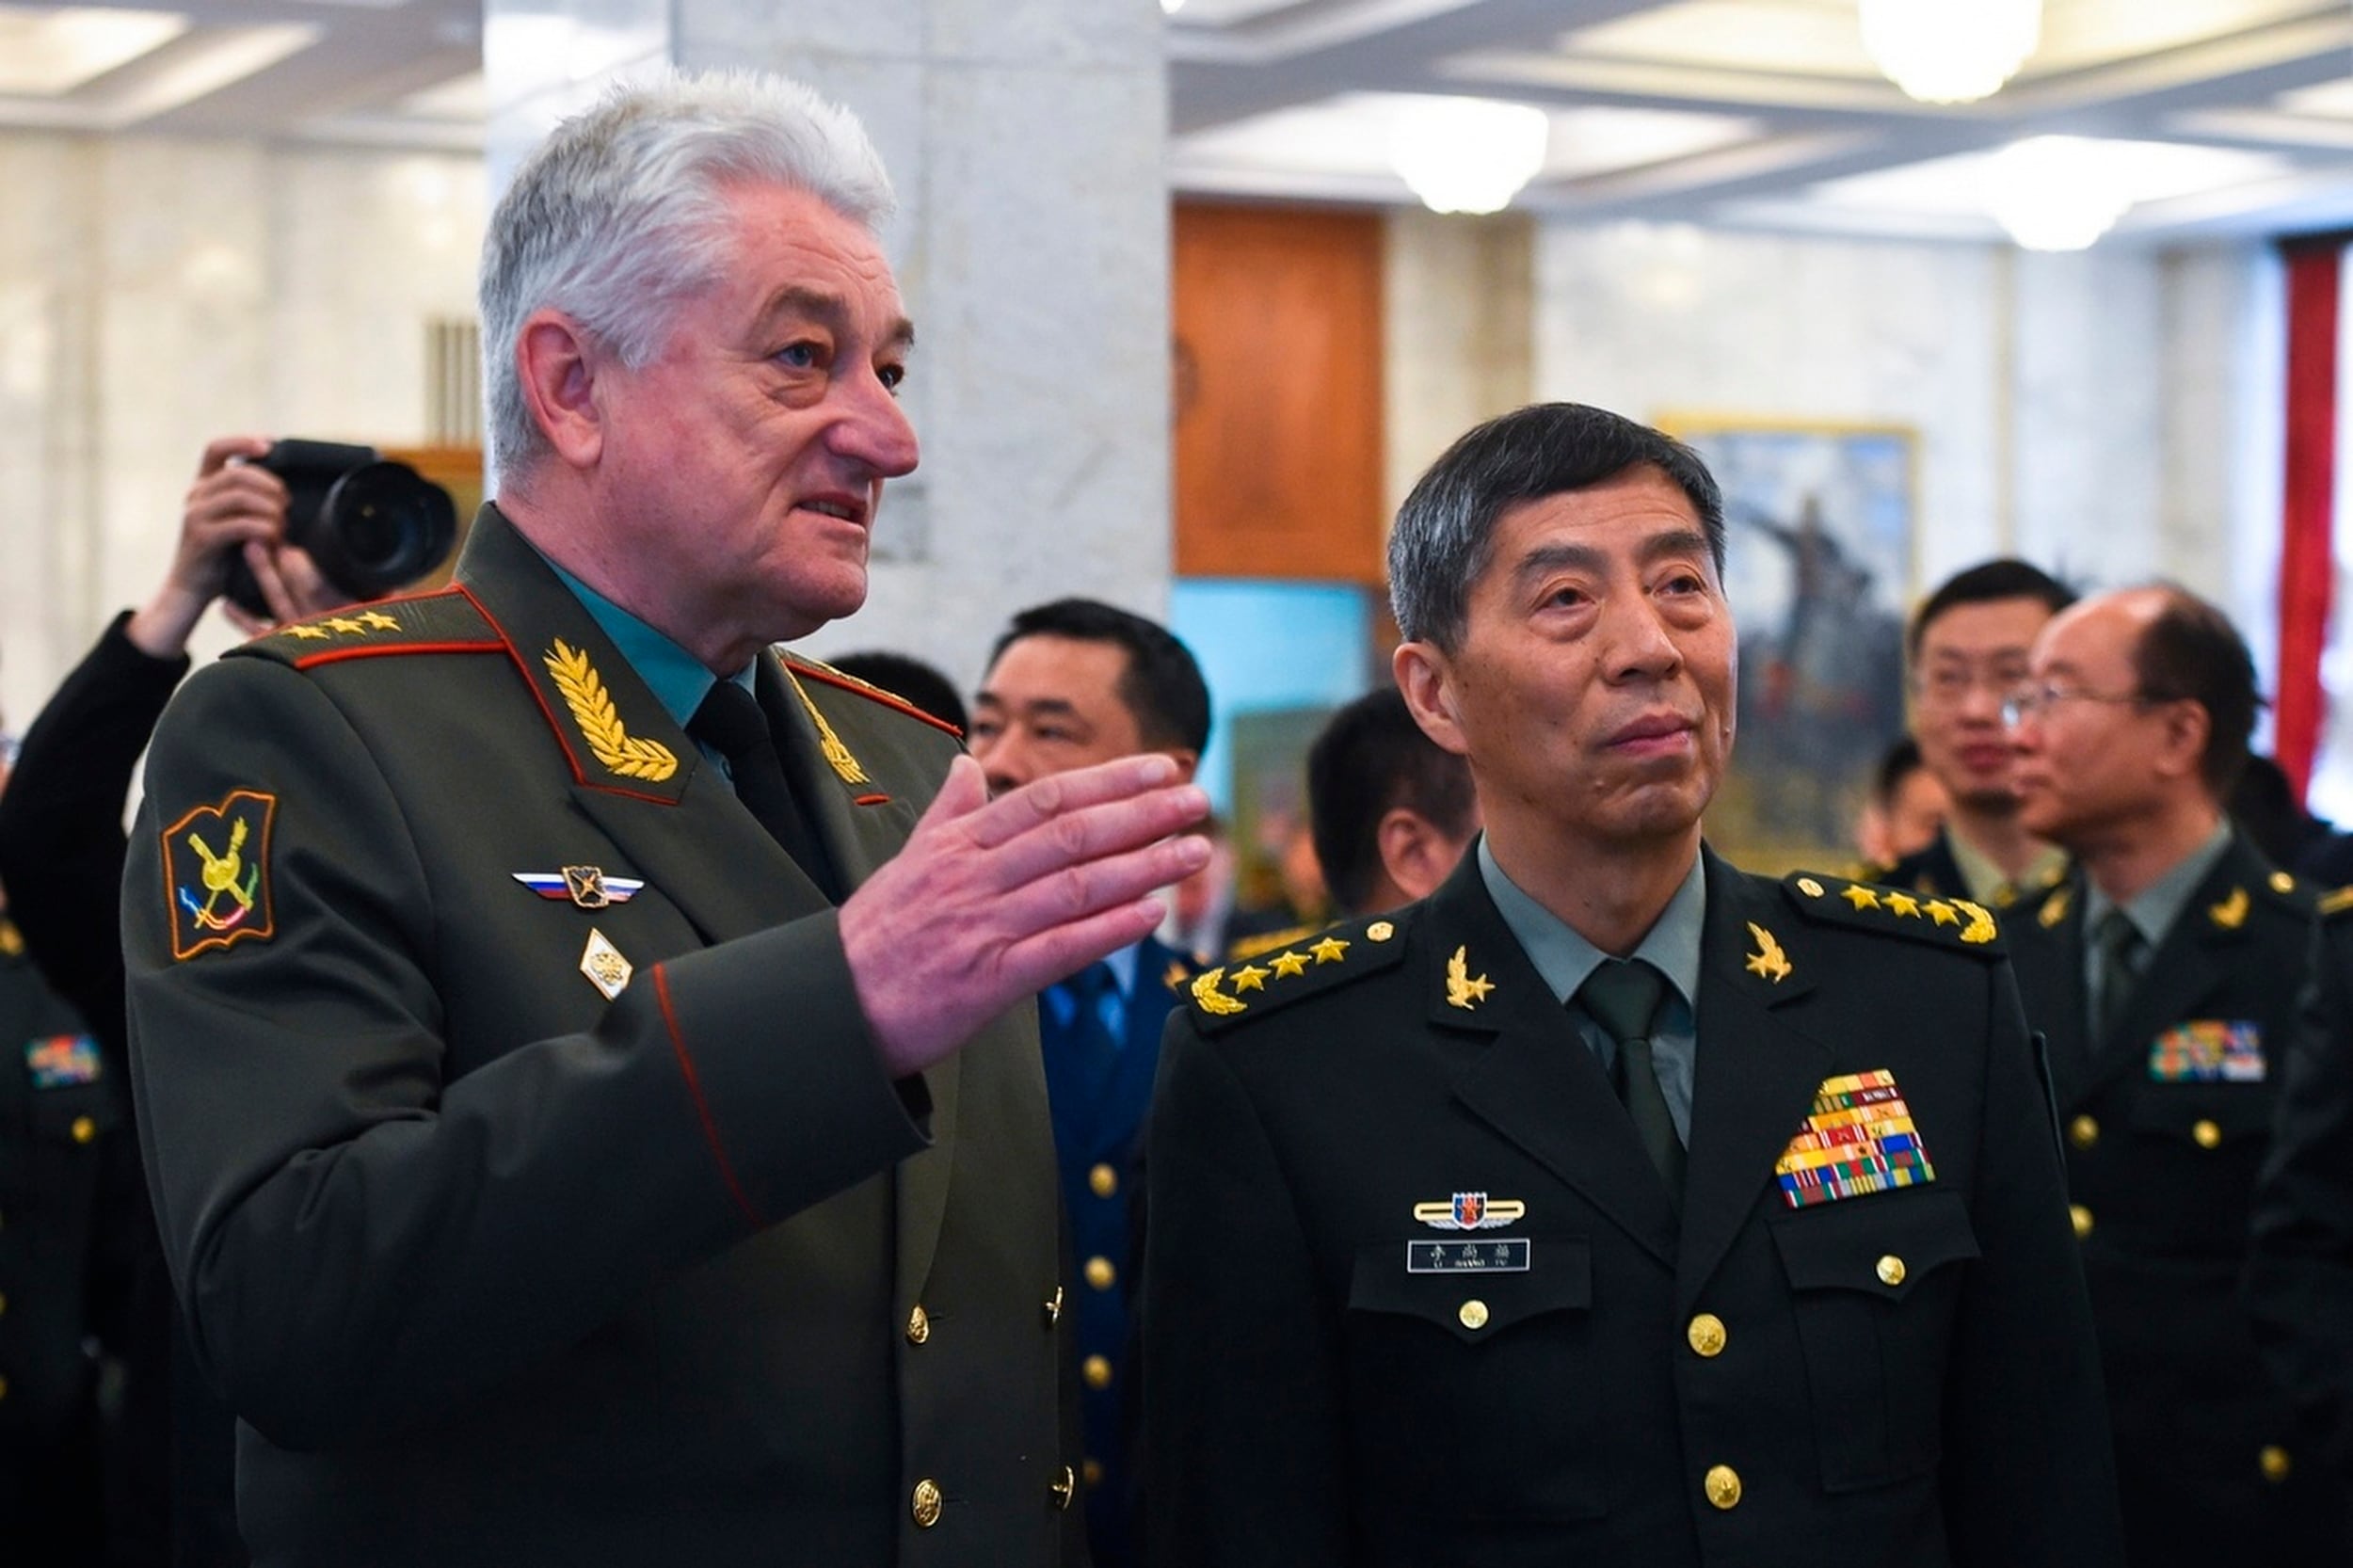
482, 0, 1173, 693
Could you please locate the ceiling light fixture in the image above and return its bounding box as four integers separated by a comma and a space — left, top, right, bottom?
1984, 136, 2134, 249
1859, 0, 2041, 105
1388, 96, 1549, 215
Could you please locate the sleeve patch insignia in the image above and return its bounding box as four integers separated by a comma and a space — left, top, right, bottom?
163, 789, 278, 960
2148, 1019, 2264, 1082
1774, 1069, 1937, 1208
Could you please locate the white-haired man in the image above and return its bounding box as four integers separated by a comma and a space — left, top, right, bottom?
123, 72, 1205, 1565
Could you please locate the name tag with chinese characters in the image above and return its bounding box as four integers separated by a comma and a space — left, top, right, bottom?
1407, 1239, 1530, 1273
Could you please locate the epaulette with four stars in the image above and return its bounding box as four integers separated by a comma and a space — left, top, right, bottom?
1781, 871, 2005, 955
784, 652, 962, 740
230, 589, 501, 670
1187, 910, 1413, 1033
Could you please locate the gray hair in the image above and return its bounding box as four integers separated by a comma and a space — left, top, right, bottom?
480, 69, 895, 481
1387, 402, 1726, 651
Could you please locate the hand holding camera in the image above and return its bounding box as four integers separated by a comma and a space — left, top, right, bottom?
128, 436, 458, 657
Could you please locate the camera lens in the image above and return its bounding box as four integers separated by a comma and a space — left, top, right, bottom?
316, 461, 458, 597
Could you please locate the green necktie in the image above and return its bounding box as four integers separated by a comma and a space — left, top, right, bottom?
1579, 958, 1685, 1206
2091, 909, 2146, 1042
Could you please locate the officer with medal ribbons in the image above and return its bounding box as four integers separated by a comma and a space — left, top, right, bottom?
1140, 403, 2123, 1567
2004, 584, 2345, 1564
120, 72, 1208, 1565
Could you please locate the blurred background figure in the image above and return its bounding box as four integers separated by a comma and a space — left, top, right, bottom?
0, 434, 356, 1568
825, 648, 968, 735
968, 597, 1210, 1568
1305, 686, 1478, 919
1159, 813, 1236, 966
2006, 584, 2343, 1567
1883, 558, 2075, 907
1854, 733, 1949, 871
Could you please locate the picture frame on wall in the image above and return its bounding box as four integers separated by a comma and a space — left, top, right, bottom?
1658, 414, 1919, 872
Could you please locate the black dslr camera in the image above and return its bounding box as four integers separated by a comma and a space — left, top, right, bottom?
225, 440, 458, 619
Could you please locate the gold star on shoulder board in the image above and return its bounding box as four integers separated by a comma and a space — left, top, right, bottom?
1842, 884, 1881, 910
1229, 963, 1270, 993
1924, 900, 1960, 926
1885, 891, 1921, 918
1744, 922, 1791, 984
1310, 936, 1349, 965
286, 623, 330, 640
1269, 949, 1310, 979
327, 616, 365, 634
359, 609, 399, 631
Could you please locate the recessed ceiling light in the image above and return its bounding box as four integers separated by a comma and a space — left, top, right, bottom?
0, 5, 189, 96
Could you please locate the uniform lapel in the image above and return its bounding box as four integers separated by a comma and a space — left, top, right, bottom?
2087, 841, 2256, 1096
1676, 854, 1831, 1311
1436, 857, 1680, 1268
759, 656, 921, 893
2013, 873, 2093, 1103
453, 506, 833, 946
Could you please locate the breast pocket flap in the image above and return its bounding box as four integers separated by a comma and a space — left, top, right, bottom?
1349, 1237, 1592, 1344
1770, 1189, 1978, 1303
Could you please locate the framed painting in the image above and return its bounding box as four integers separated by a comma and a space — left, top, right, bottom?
1660, 416, 1919, 872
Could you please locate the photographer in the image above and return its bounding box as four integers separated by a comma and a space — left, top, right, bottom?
0, 434, 348, 1566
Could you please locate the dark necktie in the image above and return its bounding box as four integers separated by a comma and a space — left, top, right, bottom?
1578, 958, 1686, 1205
687, 680, 840, 903
2091, 909, 2146, 1042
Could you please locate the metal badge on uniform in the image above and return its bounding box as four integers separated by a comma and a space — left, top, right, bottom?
2149, 1020, 2264, 1082
513, 868, 645, 909
1413, 1191, 1526, 1230
1408, 1239, 1531, 1273
1773, 1069, 1937, 1209
25, 1032, 101, 1088
579, 928, 632, 1000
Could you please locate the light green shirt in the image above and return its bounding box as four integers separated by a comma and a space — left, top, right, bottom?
2080, 819, 2234, 1005
1478, 837, 1707, 1143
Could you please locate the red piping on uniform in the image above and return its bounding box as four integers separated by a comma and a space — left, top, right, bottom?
651, 965, 763, 1228
291, 640, 505, 670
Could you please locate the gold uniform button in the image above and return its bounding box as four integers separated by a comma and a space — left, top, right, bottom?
1081, 1457, 1103, 1488
2192, 1119, 2222, 1150
1367, 920, 1395, 942
1876, 1255, 1907, 1288
911, 1478, 943, 1528
2071, 1204, 2095, 1240
1687, 1313, 1726, 1358
1049, 1464, 1077, 1511
1089, 1163, 1118, 1199
1084, 1256, 1116, 1291
1044, 1287, 1064, 1328
2069, 1114, 2100, 1150
1083, 1354, 1113, 1390
906, 1304, 931, 1346
2261, 1445, 2294, 1483
71, 1115, 96, 1144
1704, 1464, 1742, 1510
1458, 1299, 1490, 1331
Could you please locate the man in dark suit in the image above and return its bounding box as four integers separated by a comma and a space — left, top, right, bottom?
968, 598, 1210, 1567
1142, 402, 2121, 1567
121, 72, 1207, 1566
2005, 584, 2341, 1564
1871, 559, 2073, 908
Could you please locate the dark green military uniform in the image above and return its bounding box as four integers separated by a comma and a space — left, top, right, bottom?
1143, 848, 2121, 1568
2249, 890, 2353, 1545
123, 507, 1084, 1566
2009, 832, 2343, 1564
0, 917, 123, 1565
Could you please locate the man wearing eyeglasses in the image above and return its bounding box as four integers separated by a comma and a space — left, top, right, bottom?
2006, 584, 2340, 1568
1872, 560, 2073, 909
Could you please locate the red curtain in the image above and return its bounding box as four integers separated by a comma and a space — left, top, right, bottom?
2278, 241, 2340, 798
